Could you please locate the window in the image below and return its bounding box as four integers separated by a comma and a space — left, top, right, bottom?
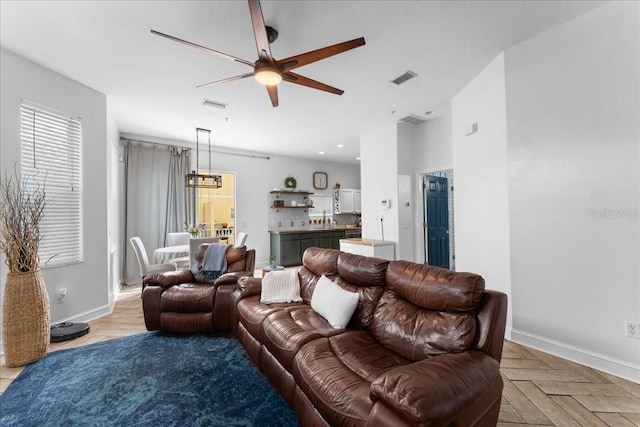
20, 102, 83, 267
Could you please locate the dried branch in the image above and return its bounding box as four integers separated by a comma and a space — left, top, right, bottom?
0, 168, 48, 273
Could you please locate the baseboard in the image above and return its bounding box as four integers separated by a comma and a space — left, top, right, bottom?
510, 328, 640, 384
51, 303, 114, 327
0, 302, 115, 356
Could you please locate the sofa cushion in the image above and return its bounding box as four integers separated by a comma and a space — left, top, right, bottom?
369, 291, 478, 360
226, 246, 246, 272
385, 261, 484, 311
311, 275, 360, 329
261, 305, 343, 371
334, 252, 389, 329
196, 244, 246, 273
160, 283, 215, 313
236, 295, 305, 341
293, 332, 409, 426
298, 247, 340, 302
260, 270, 302, 304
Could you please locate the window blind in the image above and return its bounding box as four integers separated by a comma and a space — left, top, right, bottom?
20, 103, 83, 267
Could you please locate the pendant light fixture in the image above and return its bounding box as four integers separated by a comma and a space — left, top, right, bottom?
185, 127, 222, 188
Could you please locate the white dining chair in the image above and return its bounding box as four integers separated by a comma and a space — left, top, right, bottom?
130, 237, 177, 286
234, 232, 248, 248
167, 232, 190, 246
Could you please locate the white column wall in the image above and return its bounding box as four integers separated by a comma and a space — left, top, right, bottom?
451, 53, 513, 333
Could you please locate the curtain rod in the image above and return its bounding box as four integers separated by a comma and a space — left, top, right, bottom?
120, 137, 270, 160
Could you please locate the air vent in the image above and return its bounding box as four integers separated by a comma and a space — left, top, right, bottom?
202, 99, 227, 110
399, 114, 427, 125
390, 70, 417, 85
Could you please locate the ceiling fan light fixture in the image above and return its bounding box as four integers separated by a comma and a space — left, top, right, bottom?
254, 66, 282, 86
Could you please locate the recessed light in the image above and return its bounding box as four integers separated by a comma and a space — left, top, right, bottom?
337, 144, 344, 148
356, 157, 361, 160
318, 151, 325, 155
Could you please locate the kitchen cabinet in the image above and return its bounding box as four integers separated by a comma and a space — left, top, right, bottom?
270, 229, 347, 266
333, 189, 361, 214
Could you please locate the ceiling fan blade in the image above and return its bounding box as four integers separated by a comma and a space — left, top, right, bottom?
248, 0, 273, 63
151, 29, 254, 67
266, 85, 279, 107
277, 37, 365, 72
283, 72, 344, 95
196, 72, 254, 89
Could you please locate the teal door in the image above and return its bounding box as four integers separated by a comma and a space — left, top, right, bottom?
424, 175, 449, 268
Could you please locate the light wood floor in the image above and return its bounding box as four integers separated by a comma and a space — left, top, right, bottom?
1, 284, 639, 426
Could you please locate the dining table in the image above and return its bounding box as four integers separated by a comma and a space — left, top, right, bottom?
153, 244, 189, 264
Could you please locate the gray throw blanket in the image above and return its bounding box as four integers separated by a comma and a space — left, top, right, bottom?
199, 243, 231, 280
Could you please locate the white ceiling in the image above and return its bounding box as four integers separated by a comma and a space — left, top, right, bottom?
1, 0, 605, 165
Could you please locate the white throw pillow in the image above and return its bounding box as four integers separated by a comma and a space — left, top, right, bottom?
311, 275, 360, 329
260, 270, 303, 304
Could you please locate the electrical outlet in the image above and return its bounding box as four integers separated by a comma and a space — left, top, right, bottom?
625, 321, 640, 339
56, 288, 67, 304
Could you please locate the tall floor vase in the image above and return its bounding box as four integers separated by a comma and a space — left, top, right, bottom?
2, 269, 50, 367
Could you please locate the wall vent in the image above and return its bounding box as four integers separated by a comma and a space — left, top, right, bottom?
390, 70, 417, 85
399, 114, 427, 125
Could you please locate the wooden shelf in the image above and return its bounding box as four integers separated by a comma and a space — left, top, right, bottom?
270, 190, 314, 195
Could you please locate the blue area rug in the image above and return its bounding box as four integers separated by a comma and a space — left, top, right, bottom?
0, 332, 300, 426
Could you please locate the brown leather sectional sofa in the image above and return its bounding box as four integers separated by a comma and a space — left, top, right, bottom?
143, 245, 507, 426
233, 247, 508, 427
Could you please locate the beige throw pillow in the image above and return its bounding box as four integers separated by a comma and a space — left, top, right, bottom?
311, 275, 359, 329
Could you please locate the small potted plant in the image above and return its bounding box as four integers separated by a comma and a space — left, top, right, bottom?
269, 255, 277, 268
184, 221, 206, 238
0, 170, 50, 367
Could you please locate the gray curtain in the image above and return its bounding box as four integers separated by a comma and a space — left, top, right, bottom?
163, 147, 190, 244
122, 141, 190, 284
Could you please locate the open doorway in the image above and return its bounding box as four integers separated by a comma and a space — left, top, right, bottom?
423, 170, 455, 269
194, 172, 237, 245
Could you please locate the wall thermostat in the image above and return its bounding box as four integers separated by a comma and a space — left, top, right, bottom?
381, 199, 391, 209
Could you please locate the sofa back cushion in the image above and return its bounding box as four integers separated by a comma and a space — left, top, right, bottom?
368, 261, 485, 361
334, 252, 389, 329
299, 249, 388, 329
193, 244, 247, 282
298, 248, 340, 302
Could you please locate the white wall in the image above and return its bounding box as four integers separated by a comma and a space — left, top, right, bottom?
414, 114, 454, 175
505, 1, 639, 381
451, 53, 513, 333
360, 124, 399, 248
0, 48, 111, 334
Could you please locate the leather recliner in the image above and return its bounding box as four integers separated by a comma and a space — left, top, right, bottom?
142, 245, 255, 333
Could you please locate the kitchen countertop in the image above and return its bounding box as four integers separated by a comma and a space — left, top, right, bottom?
269, 227, 361, 234
339, 238, 394, 246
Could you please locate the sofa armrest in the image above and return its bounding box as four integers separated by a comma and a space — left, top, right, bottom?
215, 270, 253, 286
143, 269, 195, 287
369, 351, 500, 426
474, 290, 508, 362
236, 276, 262, 298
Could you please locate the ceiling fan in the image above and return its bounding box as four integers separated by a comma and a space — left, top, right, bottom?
151, 0, 365, 107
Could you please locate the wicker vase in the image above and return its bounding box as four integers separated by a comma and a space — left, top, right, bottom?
2, 269, 50, 367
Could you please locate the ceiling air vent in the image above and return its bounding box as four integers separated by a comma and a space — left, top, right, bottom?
399, 114, 427, 126
390, 70, 417, 85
